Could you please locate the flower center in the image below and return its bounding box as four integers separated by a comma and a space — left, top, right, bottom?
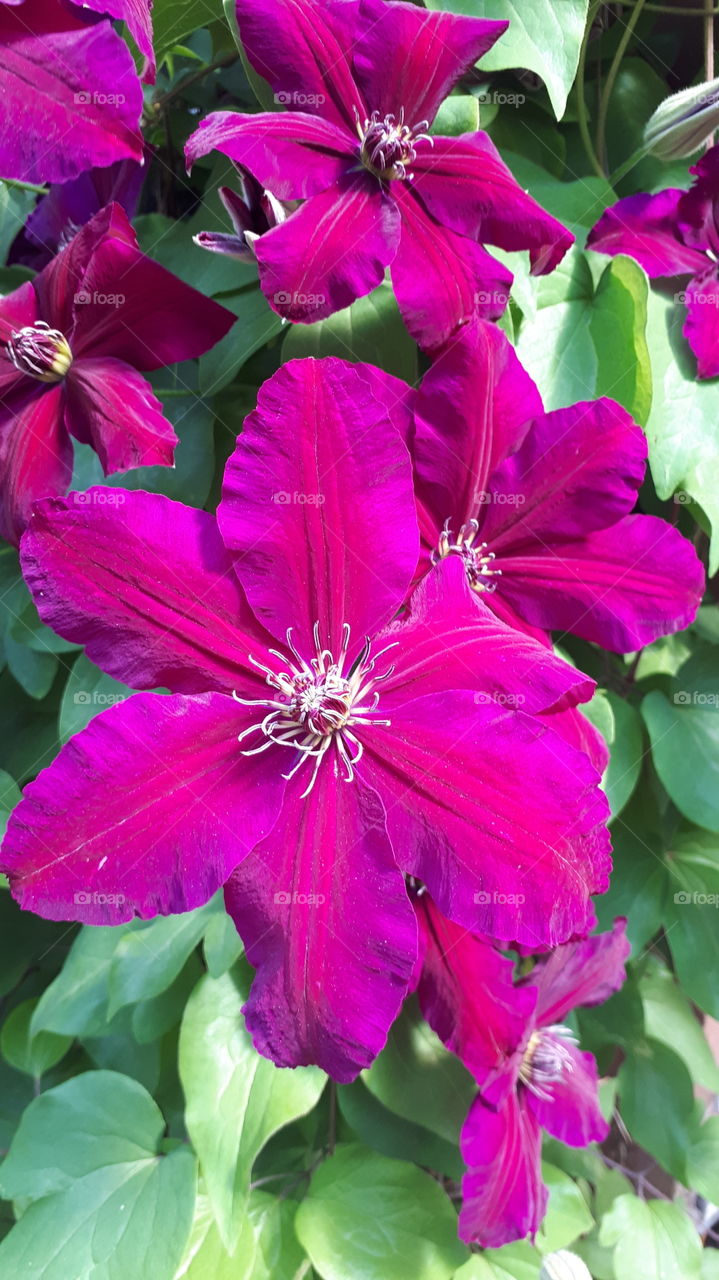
356, 107, 433, 180
7, 322, 73, 383
518, 1025, 578, 1102
434, 519, 502, 593
234, 622, 397, 797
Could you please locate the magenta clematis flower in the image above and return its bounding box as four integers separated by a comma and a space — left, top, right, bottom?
185, 0, 573, 350
415, 893, 629, 1246
193, 166, 287, 261
0, 202, 235, 545
412, 319, 704, 652
1, 357, 611, 1081
587, 146, 719, 379
0, 0, 145, 185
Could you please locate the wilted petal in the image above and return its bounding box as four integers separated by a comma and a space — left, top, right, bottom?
185, 111, 355, 200
354, 0, 506, 127
1, 692, 285, 923
459, 1092, 546, 1247
362, 691, 611, 949
21, 490, 271, 694
412, 132, 573, 274
0, 385, 70, 544
531, 919, 630, 1026
525, 1039, 608, 1147
225, 770, 416, 1081
587, 189, 709, 277
64, 357, 176, 473
219, 357, 418, 657
255, 174, 400, 323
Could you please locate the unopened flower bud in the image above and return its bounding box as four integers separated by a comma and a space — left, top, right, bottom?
539, 1251, 593, 1280
644, 78, 719, 160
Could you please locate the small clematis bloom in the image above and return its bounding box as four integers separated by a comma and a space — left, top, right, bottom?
194, 166, 287, 261
415, 894, 629, 1246
185, 0, 572, 349
0, 0, 145, 184
588, 146, 719, 379
0, 202, 235, 544
412, 319, 704, 652
1, 357, 611, 1082
11, 158, 145, 269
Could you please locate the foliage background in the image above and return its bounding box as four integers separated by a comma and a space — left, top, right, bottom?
1, 0, 719, 1276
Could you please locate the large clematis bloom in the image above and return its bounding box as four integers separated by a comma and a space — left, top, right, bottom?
587, 146, 719, 379
415, 894, 629, 1246
185, 0, 572, 349
1, 357, 611, 1082
413, 319, 704, 652
0, 202, 235, 545
0, 0, 146, 185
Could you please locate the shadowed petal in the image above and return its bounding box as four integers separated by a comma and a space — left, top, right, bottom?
587, 189, 709, 277
255, 174, 400, 323
20, 490, 272, 694
354, 0, 506, 127
185, 111, 355, 200
0, 692, 285, 923
0, 385, 71, 545
459, 1092, 546, 1247
219, 357, 418, 658
412, 132, 573, 274
362, 691, 611, 949
64, 357, 176, 473
525, 1040, 608, 1146
225, 770, 416, 1081
682, 266, 719, 378
531, 919, 630, 1026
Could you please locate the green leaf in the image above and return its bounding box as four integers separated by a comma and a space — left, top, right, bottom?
599, 1195, 702, 1280
427, 0, 588, 118
453, 1242, 543, 1278
431, 94, 480, 136
515, 250, 652, 425
59, 653, 132, 743
642, 690, 719, 834
617, 1038, 695, 1179
0, 182, 36, 262
295, 1144, 468, 1280
108, 898, 220, 1016
175, 1190, 308, 1280
202, 910, 244, 978
282, 282, 418, 384
640, 956, 719, 1091
199, 290, 284, 395
581, 690, 644, 818
664, 828, 719, 1016
153, 0, 215, 70
498, 152, 615, 237
31, 925, 120, 1038
0, 768, 21, 840
178, 967, 325, 1251
686, 1115, 719, 1204
3, 631, 58, 700
536, 1163, 594, 1253
338, 1079, 465, 1179
0, 999, 71, 1079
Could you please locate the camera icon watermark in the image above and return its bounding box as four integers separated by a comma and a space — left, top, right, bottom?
674, 890, 719, 907
273, 290, 327, 307
476, 90, 525, 108
474, 489, 525, 507
673, 690, 719, 707
474, 691, 526, 708
74, 91, 126, 106
272, 491, 325, 505
73, 690, 125, 707
74, 890, 126, 905
474, 889, 526, 906
274, 90, 326, 107
74, 290, 125, 307
72, 490, 126, 507
274, 890, 326, 906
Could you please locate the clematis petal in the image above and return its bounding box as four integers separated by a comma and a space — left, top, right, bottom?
0, 692, 285, 923
224, 770, 416, 1081
530, 919, 630, 1026
20, 490, 272, 695
480, 398, 648, 547
682, 266, 719, 378
0, 385, 71, 545
0, 1, 143, 185
32, 203, 136, 336
64, 357, 176, 473
678, 147, 719, 257
587, 189, 710, 277
255, 174, 400, 323
185, 111, 355, 200
412, 133, 573, 274
547, 705, 610, 777
459, 1092, 546, 1247
362, 691, 611, 949
414, 319, 542, 529
353, 0, 506, 127
22, 159, 145, 269
525, 1039, 609, 1147
0, 280, 38, 394
416, 892, 535, 1099
379, 558, 594, 715
235, 0, 365, 133
492, 514, 704, 652
82, 0, 155, 83
390, 184, 513, 349
219, 357, 418, 658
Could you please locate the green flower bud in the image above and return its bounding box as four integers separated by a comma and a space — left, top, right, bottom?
539, 1250, 593, 1280
644, 78, 719, 160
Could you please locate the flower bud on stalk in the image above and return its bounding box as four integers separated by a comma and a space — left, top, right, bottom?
644, 78, 719, 160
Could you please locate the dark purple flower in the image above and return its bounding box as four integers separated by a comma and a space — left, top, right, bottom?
412, 319, 704, 652
587, 146, 719, 379
185, 0, 573, 350
11, 158, 145, 270
0, 0, 145, 184
415, 894, 629, 1247
193, 166, 287, 261
0, 202, 236, 544
0, 357, 610, 1081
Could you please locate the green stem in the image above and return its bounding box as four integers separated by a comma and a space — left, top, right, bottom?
1, 177, 47, 195
596, 0, 649, 172
577, 0, 607, 180
608, 141, 650, 184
